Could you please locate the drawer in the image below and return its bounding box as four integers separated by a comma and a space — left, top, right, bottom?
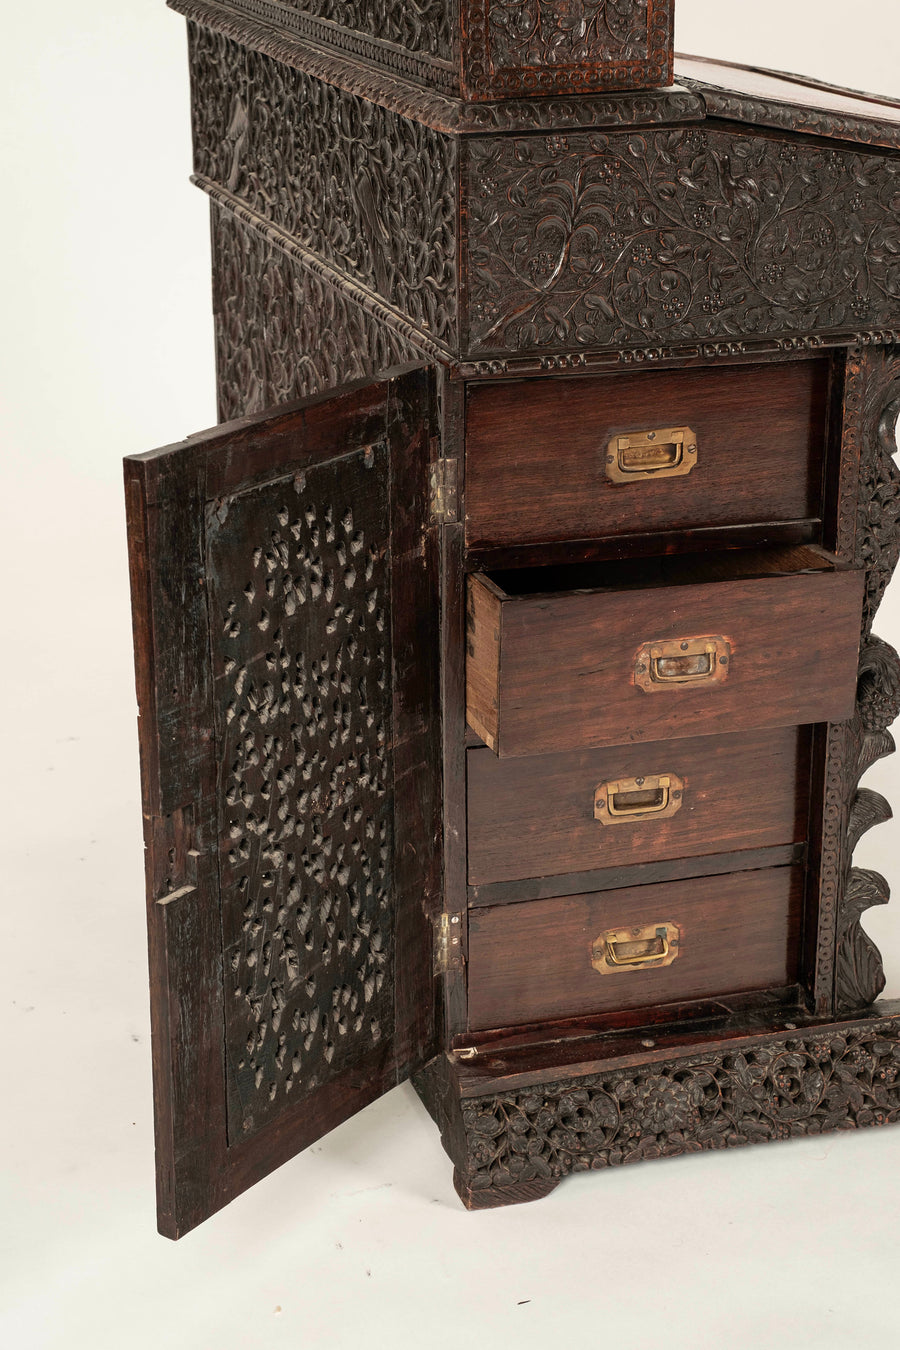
465, 359, 830, 550
467, 727, 810, 886
466, 544, 864, 757
467, 866, 804, 1031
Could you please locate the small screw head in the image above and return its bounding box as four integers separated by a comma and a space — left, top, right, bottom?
641, 1039, 656, 1049
681, 641, 689, 651
672, 790, 682, 799
636, 777, 645, 787
720, 655, 729, 665
647, 431, 656, 441
606, 455, 615, 464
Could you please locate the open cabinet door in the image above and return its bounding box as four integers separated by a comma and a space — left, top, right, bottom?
125, 366, 441, 1238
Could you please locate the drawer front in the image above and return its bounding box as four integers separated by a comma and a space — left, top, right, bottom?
467, 867, 804, 1031
466, 360, 829, 550
466, 566, 864, 757
467, 727, 810, 886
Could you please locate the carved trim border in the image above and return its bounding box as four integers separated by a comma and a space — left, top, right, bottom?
195, 177, 453, 364
170, 0, 460, 92
683, 82, 900, 155
170, 0, 702, 134
455, 333, 900, 380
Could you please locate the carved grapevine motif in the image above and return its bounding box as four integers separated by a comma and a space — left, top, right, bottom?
459, 1022, 900, 1191
212, 207, 425, 422
190, 23, 458, 347
207, 445, 395, 1139
465, 129, 900, 356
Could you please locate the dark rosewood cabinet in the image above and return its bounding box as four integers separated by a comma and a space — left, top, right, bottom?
127, 1, 900, 1237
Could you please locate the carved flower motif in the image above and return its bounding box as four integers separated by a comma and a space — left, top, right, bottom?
624, 1075, 697, 1135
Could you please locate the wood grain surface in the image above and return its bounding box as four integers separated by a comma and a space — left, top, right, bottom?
466, 359, 830, 549
467, 726, 811, 885
467, 866, 804, 1030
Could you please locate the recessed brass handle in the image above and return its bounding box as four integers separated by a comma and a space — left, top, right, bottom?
594, 773, 684, 825
606, 426, 698, 483
591, 922, 681, 976
634, 636, 731, 693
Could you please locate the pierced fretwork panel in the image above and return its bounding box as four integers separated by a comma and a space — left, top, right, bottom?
207, 446, 395, 1140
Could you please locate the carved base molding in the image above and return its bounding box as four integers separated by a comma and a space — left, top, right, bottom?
415, 1004, 900, 1209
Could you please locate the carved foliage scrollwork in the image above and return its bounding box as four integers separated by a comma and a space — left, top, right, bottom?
208, 441, 395, 1140
833, 636, 900, 1013
462, 0, 671, 98
190, 23, 457, 347
857, 346, 900, 637
487, 0, 650, 71
465, 128, 900, 357
829, 346, 900, 1013
212, 207, 425, 422
457, 1021, 900, 1193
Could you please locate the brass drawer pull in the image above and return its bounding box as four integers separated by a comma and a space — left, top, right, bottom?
593, 773, 684, 825
634, 635, 731, 693
606, 426, 697, 483
592, 922, 680, 975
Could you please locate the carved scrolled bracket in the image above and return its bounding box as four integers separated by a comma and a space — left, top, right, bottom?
834, 635, 900, 1014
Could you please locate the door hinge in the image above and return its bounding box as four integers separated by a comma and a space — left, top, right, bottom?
434, 911, 464, 975
429, 457, 459, 523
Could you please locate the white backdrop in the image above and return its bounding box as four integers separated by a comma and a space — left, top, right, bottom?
1, 4, 899, 1348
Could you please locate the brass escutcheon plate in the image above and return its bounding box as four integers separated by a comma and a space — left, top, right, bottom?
606, 426, 698, 483
591, 922, 681, 976
593, 772, 685, 825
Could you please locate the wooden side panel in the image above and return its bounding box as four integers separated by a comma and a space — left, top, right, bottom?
125, 368, 440, 1237
464, 575, 501, 751
467, 726, 810, 885
467, 866, 805, 1030
471, 567, 865, 757
466, 360, 830, 549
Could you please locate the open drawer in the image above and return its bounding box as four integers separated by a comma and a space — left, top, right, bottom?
466, 545, 864, 757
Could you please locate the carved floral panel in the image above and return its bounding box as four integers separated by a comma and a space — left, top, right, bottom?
190, 23, 458, 347
465, 128, 900, 355
462, 0, 672, 97
459, 1021, 900, 1192
212, 207, 424, 422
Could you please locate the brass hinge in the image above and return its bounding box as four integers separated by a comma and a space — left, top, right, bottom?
429, 457, 459, 523
434, 911, 464, 974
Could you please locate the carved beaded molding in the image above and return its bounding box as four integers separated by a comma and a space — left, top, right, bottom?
454, 1020, 900, 1194
172, 0, 459, 91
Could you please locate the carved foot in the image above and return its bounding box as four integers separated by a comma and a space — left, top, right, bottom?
453, 1169, 560, 1211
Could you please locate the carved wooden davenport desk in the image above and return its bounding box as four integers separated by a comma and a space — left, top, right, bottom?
125, 1, 900, 1236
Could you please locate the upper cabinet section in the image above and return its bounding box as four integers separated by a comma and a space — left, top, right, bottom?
177, 5, 900, 370
169, 0, 675, 101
